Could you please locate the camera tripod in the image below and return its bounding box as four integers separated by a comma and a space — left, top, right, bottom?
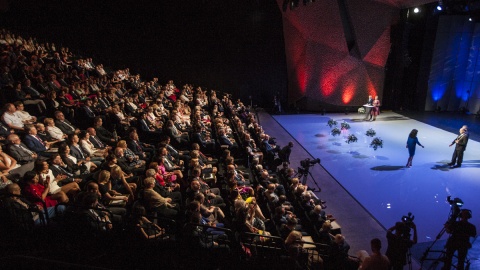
295, 167, 321, 191
420, 211, 472, 269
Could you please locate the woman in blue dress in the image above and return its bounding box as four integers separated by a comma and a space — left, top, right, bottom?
406, 129, 424, 167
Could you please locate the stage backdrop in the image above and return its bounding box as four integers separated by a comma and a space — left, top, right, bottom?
276, 0, 407, 111
425, 15, 480, 113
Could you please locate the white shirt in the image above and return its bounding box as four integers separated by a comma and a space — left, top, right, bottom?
40, 169, 61, 194
14, 110, 34, 122
47, 125, 65, 140
2, 112, 24, 128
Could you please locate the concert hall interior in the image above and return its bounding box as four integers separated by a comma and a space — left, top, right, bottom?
0, 0, 479, 269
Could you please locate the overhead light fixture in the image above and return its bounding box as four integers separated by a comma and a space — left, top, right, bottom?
413, 7, 420, 13
290, 0, 299, 10
437, 0, 443, 11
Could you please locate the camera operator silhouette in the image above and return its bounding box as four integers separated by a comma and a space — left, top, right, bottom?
442, 209, 476, 270
385, 214, 417, 270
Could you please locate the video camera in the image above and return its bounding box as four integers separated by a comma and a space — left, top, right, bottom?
446, 196, 464, 224
402, 212, 415, 227
399, 212, 415, 237
300, 158, 321, 168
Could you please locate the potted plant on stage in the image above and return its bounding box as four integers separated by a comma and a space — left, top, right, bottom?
346, 134, 358, 144
341, 121, 350, 131
331, 127, 341, 136
327, 119, 337, 128
370, 137, 383, 151
365, 128, 376, 137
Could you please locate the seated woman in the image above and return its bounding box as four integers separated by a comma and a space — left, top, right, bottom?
110, 165, 136, 201
78, 130, 107, 161
44, 117, 67, 141
117, 140, 146, 168
234, 204, 271, 242
58, 143, 94, 175
148, 161, 180, 191
0, 146, 25, 178
34, 159, 80, 202
96, 170, 129, 206
132, 205, 167, 240
35, 123, 61, 146
285, 230, 323, 269
193, 193, 225, 224
22, 170, 68, 208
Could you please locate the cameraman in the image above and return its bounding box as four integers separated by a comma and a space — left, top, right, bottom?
385, 221, 417, 270
442, 209, 476, 270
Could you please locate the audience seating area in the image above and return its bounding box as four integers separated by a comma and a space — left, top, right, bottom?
0, 29, 360, 269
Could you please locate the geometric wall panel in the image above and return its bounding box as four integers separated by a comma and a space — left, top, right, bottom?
277, 0, 401, 109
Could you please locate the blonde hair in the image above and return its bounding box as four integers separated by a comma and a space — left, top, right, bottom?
144, 177, 155, 187
321, 220, 332, 231
110, 165, 123, 176
285, 230, 302, 245
117, 140, 127, 148
97, 170, 111, 184
44, 118, 54, 126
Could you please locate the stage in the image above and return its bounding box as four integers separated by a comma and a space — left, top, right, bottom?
258, 110, 480, 269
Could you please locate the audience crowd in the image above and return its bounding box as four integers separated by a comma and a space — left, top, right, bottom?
0, 29, 386, 269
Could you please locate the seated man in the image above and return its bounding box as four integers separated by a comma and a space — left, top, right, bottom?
93, 117, 117, 146
2, 103, 25, 132
23, 124, 54, 157
4, 183, 65, 225
142, 177, 178, 219
6, 133, 38, 165
54, 110, 80, 135
127, 130, 155, 162
259, 169, 285, 196
217, 128, 238, 151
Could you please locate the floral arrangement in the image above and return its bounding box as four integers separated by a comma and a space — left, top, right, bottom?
327, 119, 337, 128
365, 128, 376, 137
331, 127, 341, 136
341, 121, 350, 131
370, 137, 383, 150
345, 134, 358, 144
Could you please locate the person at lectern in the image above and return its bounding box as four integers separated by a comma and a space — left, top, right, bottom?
370, 96, 380, 121
364, 95, 374, 121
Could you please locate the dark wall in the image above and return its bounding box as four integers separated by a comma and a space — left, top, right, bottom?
1, 0, 287, 107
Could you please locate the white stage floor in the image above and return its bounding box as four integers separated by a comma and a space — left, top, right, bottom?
273, 112, 480, 243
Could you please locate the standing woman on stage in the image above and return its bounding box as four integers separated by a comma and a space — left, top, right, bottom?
406, 129, 424, 168
370, 96, 380, 121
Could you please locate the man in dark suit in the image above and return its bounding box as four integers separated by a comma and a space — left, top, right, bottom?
81, 98, 97, 119
22, 78, 45, 99
309, 204, 328, 229
191, 125, 215, 153
127, 130, 155, 162
448, 125, 469, 168
23, 125, 53, 157
137, 112, 163, 141
278, 141, 294, 163
87, 127, 108, 149
93, 117, 117, 146
164, 120, 189, 149
217, 128, 237, 151
6, 134, 38, 164
54, 110, 80, 135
